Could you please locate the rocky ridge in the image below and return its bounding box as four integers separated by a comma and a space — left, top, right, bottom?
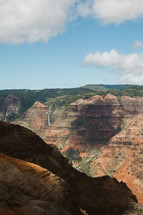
0, 153, 80, 215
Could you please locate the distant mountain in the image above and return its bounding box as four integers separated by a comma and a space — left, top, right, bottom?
0, 88, 95, 119
1, 85, 143, 122
82, 84, 135, 91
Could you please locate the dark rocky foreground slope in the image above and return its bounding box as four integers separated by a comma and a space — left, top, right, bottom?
0, 153, 80, 215
0, 121, 143, 215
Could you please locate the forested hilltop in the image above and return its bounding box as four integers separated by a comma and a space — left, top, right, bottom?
0, 84, 143, 119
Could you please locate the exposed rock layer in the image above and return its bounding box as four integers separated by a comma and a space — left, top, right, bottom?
14, 94, 143, 148
13, 101, 48, 135
90, 114, 143, 204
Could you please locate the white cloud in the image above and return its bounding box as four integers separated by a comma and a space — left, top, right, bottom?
83, 50, 143, 84
76, 0, 93, 17
119, 73, 143, 84
77, 0, 143, 24
1, 0, 143, 44
0, 0, 77, 44
133, 41, 143, 49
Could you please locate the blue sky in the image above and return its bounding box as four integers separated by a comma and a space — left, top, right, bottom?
1, 0, 143, 89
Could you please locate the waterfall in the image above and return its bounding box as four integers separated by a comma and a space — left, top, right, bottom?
48, 106, 51, 125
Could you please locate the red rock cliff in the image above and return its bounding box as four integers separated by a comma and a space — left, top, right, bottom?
0, 94, 21, 121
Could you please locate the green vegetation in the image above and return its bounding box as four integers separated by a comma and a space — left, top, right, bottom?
107, 86, 143, 97
0, 88, 94, 115
1, 85, 143, 120
46, 93, 96, 109
82, 84, 135, 91
78, 159, 91, 176
64, 148, 82, 162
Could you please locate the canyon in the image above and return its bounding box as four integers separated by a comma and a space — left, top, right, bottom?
0, 121, 143, 215
13, 94, 143, 205
0, 87, 143, 211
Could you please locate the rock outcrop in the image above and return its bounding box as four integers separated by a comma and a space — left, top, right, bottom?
0, 94, 21, 121
0, 121, 142, 215
13, 101, 48, 135
0, 153, 80, 215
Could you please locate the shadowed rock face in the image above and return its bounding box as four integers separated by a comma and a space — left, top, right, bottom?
68, 94, 143, 147
0, 121, 143, 215
0, 94, 21, 122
